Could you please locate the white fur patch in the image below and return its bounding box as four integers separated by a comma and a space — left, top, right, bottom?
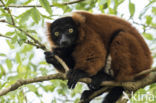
104, 54, 114, 77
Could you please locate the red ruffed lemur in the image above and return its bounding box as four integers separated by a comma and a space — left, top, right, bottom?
44, 11, 152, 103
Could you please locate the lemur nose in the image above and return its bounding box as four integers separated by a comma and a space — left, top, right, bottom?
61, 41, 68, 46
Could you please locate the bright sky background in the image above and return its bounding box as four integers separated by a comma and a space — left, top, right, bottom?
0, 0, 155, 103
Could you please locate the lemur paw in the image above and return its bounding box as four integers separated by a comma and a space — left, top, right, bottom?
44, 51, 56, 64
80, 90, 94, 103
89, 72, 113, 90
88, 76, 102, 90
44, 51, 65, 73
67, 69, 88, 89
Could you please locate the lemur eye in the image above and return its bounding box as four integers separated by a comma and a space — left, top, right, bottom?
54, 32, 59, 36
68, 28, 74, 33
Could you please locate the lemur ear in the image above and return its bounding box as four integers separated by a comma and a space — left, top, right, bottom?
72, 12, 86, 26
71, 12, 86, 42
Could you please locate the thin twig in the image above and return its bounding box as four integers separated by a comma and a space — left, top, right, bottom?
133, 21, 156, 29
0, 20, 46, 49
14, 25, 46, 49
0, 33, 12, 39
0, 0, 86, 8
0, 0, 15, 25
0, 33, 41, 47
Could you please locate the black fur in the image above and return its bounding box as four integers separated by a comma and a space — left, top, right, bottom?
45, 17, 78, 72
49, 17, 78, 47
102, 87, 124, 103
89, 70, 114, 90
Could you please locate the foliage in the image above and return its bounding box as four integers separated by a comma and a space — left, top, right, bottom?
0, 0, 155, 103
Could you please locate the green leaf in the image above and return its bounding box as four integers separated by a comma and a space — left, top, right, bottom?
18, 39, 25, 46
0, 65, 6, 78
114, 0, 118, 14
11, 35, 17, 44
27, 85, 37, 92
39, 0, 52, 15
99, 0, 107, 5
152, 7, 156, 15
6, 0, 16, 7
118, 0, 124, 5
109, 8, 115, 14
146, 15, 152, 25
17, 64, 27, 74
27, 30, 37, 34
18, 9, 32, 24
143, 33, 153, 40
29, 53, 34, 60
0, 53, 6, 57
6, 59, 12, 70
43, 85, 55, 92
17, 32, 27, 41
31, 7, 41, 24
18, 90, 24, 103
129, 1, 135, 17
6, 40, 15, 49
16, 52, 21, 64
40, 14, 52, 20
23, 0, 32, 5
5, 14, 12, 24
107, 0, 111, 7
5, 31, 15, 36
21, 45, 33, 53
74, 98, 80, 103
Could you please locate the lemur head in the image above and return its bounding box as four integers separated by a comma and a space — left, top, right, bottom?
49, 17, 78, 48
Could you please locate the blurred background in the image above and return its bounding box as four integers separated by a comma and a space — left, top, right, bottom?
0, 0, 155, 103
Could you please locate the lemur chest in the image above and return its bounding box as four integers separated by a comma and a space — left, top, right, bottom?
62, 55, 75, 69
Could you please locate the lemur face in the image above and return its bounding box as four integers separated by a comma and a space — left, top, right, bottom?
49, 17, 78, 48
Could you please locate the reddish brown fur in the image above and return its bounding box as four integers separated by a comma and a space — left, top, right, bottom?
71, 11, 152, 81
48, 11, 153, 81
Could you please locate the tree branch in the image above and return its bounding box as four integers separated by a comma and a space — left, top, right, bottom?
0, 68, 155, 98
0, 73, 66, 96
79, 68, 156, 103
0, 0, 86, 8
